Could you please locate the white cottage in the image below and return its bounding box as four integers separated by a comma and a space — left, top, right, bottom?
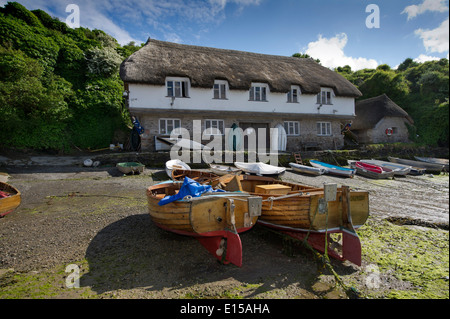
120, 38, 362, 152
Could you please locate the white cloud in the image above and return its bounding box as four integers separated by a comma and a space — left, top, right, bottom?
415, 17, 449, 53
414, 54, 441, 63
304, 33, 379, 71
402, 0, 449, 20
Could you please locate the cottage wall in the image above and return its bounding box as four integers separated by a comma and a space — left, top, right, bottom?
127, 84, 353, 152
354, 117, 411, 144
128, 83, 355, 116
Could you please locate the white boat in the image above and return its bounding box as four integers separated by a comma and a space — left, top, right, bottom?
360, 159, 411, 176
289, 162, 325, 176
234, 162, 286, 177
388, 157, 444, 174
165, 159, 191, 178
414, 156, 449, 171
208, 164, 242, 176
309, 160, 356, 178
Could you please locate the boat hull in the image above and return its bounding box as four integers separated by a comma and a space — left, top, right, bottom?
165, 159, 191, 178
348, 161, 395, 179
221, 175, 369, 231
309, 160, 355, 177
414, 157, 449, 171
234, 162, 286, 178
289, 163, 325, 176
388, 157, 443, 174
147, 181, 261, 266
360, 159, 411, 176
0, 182, 21, 217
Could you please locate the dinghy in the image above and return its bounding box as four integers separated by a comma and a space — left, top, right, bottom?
388, 157, 444, 174
359, 159, 412, 176
219, 174, 369, 266
0, 182, 21, 217
147, 177, 262, 267
309, 160, 356, 178
348, 160, 395, 179
208, 164, 242, 176
234, 162, 286, 178
414, 156, 448, 172
289, 162, 326, 176
165, 159, 191, 178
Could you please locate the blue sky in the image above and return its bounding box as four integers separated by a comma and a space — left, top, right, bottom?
2, 0, 449, 70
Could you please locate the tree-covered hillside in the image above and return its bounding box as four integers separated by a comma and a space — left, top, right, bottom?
0, 2, 141, 152
336, 59, 449, 147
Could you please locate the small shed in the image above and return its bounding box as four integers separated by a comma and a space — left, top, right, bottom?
351, 94, 414, 144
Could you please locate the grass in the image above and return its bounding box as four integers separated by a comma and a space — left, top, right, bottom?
356, 217, 449, 299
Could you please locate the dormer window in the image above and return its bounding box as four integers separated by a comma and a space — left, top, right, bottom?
213, 80, 227, 99
316, 88, 333, 105
166, 77, 189, 98
287, 86, 301, 103
249, 83, 268, 101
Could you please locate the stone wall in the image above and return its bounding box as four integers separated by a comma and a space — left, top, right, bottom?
132, 111, 346, 152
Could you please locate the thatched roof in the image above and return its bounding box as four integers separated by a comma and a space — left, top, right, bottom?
120, 38, 362, 97
352, 94, 413, 130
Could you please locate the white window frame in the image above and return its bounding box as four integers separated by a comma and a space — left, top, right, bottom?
287, 86, 301, 103
316, 122, 332, 136
166, 77, 189, 98
204, 119, 225, 136
316, 88, 334, 105
249, 83, 268, 102
284, 121, 300, 136
159, 118, 181, 135
213, 80, 227, 100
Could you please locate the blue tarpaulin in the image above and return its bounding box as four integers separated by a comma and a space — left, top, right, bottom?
158, 177, 225, 206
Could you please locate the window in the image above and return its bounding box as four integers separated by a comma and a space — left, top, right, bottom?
167, 80, 189, 98
213, 80, 227, 99
284, 121, 300, 136
159, 118, 181, 135
316, 88, 333, 105
317, 122, 332, 136
249, 84, 267, 101
204, 119, 224, 136
287, 86, 300, 103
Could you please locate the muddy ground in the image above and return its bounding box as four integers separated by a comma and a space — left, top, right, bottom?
0, 162, 448, 300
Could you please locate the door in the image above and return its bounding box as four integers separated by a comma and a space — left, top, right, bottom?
239, 122, 270, 152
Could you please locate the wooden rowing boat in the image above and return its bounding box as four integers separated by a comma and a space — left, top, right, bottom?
348, 160, 395, 179
219, 174, 369, 265
388, 157, 444, 174
414, 156, 449, 171
208, 164, 242, 176
165, 159, 191, 178
234, 162, 286, 178
289, 162, 326, 176
171, 169, 220, 185
219, 174, 369, 230
309, 160, 356, 178
147, 181, 262, 267
360, 159, 412, 176
0, 182, 21, 217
